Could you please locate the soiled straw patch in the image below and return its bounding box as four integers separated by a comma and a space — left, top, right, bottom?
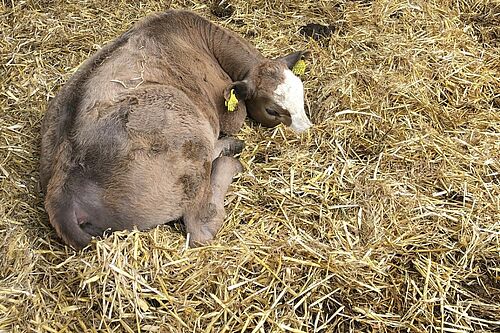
1, 0, 499, 332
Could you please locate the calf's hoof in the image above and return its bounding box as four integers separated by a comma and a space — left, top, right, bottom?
218, 137, 245, 157
188, 225, 218, 247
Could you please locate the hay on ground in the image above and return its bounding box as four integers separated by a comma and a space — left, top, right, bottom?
1, 0, 499, 332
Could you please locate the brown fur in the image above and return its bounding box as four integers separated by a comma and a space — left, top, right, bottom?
40, 10, 306, 249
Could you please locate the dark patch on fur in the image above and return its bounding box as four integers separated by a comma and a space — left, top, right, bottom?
180, 173, 202, 198
204, 161, 211, 174
149, 138, 170, 156
72, 107, 130, 184
202, 202, 218, 222
182, 138, 208, 161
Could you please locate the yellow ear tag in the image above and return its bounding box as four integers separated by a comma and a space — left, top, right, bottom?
292, 59, 306, 76
225, 89, 238, 112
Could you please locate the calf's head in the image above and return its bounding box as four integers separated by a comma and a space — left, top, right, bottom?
224, 51, 312, 133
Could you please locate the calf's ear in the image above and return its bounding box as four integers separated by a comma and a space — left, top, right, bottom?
224, 80, 254, 102
277, 50, 310, 70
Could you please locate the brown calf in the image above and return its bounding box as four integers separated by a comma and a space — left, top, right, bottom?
40, 10, 311, 249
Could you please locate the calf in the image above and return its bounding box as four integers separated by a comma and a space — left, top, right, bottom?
40, 10, 312, 249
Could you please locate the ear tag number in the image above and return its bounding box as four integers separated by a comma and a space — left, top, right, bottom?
225, 89, 238, 112
292, 59, 306, 76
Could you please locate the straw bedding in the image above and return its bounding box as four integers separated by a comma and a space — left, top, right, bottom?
1, 0, 499, 332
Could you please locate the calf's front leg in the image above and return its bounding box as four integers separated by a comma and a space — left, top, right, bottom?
184, 156, 242, 247
212, 137, 244, 160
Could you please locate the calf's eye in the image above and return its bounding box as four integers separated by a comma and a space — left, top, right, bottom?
265, 108, 280, 117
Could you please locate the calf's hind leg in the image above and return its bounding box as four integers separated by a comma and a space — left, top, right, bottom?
184, 156, 242, 247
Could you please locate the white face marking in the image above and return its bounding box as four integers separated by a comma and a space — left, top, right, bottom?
272, 69, 312, 133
